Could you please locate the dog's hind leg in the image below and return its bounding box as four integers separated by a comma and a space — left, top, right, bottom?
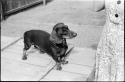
22, 48, 28, 60
34, 45, 39, 49
22, 39, 31, 60
40, 49, 45, 54
33, 45, 45, 54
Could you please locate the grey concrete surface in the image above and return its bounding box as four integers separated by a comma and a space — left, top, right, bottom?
1, 0, 106, 81
1, 36, 96, 81
1, 0, 106, 48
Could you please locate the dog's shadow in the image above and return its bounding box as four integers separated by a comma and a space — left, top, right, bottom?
26, 46, 39, 54
90, 43, 98, 50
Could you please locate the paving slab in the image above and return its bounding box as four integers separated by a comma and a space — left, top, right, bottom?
1, 36, 96, 81
41, 70, 87, 81
1, 57, 46, 81
41, 47, 96, 81
62, 63, 93, 75
1, 36, 21, 50
1, 37, 56, 81
67, 47, 96, 67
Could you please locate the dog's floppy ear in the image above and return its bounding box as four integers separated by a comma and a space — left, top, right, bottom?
52, 23, 63, 35
49, 23, 64, 44
53, 23, 64, 31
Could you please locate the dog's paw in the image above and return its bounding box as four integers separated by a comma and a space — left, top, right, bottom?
56, 66, 62, 70
34, 45, 39, 49
40, 50, 45, 54
22, 56, 27, 60
62, 60, 68, 65
61, 58, 68, 65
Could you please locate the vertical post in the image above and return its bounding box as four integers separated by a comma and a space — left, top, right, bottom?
0, 1, 3, 21
0, 0, 5, 21
43, 0, 46, 6
1, 0, 7, 20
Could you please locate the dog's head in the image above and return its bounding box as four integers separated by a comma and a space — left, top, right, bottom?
52, 23, 77, 39
50, 23, 77, 44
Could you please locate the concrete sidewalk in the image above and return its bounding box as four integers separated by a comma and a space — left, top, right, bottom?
1, 0, 105, 48
1, 36, 56, 81
1, 36, 95, 81
1, 0, 104, 81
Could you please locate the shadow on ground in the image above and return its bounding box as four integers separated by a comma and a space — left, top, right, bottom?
90, 43, 98, 50
4, 0, 53, 20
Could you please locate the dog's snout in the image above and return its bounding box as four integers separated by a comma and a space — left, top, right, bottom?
68, 31, 77, 38
73, 32, 77, 37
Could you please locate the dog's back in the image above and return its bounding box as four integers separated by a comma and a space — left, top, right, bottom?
24, 30, 55, 55
24, 30, 49, 42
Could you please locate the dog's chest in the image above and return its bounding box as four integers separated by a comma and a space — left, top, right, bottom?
56, 43, 65, 48
55, 43, 68, 52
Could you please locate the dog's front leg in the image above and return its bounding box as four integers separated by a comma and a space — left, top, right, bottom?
22, 49, 28, 60
60, 48, 68, 65
56, 56, 62, 70
52, 56, 62, 70
61, 46, 74, 64
56, 62, 62, 70
61, 56, 68, 65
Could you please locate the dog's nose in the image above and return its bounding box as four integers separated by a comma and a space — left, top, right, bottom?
73, 33, 77, 37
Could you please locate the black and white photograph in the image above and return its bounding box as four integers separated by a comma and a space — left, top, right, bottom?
1, 0, 124, 81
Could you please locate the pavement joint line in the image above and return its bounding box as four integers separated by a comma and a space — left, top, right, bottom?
46, 60, 54, 66
38, 47, 75, 80
38, 64, 57, 81
61, 70, 88, 76
1, 37, 23, 51
69, 63, 94, 68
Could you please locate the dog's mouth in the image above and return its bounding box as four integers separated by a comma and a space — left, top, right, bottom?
62, 36, 72, 39
62, 31, 77, 39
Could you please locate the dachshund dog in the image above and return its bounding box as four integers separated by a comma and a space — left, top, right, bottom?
22, 23, 77, 70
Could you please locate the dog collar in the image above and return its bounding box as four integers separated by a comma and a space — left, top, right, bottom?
49, 35, 63, 44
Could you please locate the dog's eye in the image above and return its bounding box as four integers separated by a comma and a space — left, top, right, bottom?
63, 31, 68, 35
63, 30, 68, 32
63, 28, 68, 31
62, 33, 67, 35
65, 27, 69, 30
63, 26, 68, 30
